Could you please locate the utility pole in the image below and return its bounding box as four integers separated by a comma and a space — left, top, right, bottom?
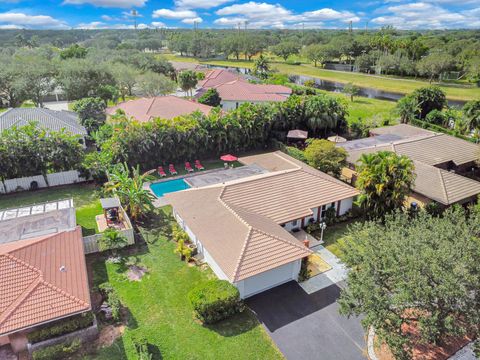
131, 9, 139, 30
349, 20, 353, 33
365, 21, 369, 32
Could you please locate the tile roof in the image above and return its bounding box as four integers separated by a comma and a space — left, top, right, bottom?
214, 80, 291, 102
199, 69, 245, 88
166, 152, 358, 282
413, 161, 480, 205
0, 227, 90, 336
106, 96, 213, 122
287, 130, 308, 139
370, 124, 435, 138
340, 126, 480, 205
0, 108, 86, 136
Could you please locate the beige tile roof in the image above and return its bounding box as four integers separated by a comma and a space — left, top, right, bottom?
393, 134, 479, 166
413, 161, 480, 205
370, 124, 435, 138
0, 227, 90, 336
166, 152, 358, 282
214, 80, 291, 102
341, 127, 480, 205
106, 96, 213, 122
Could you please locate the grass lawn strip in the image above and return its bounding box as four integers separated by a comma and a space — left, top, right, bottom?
311, 220, 359, 260
165, 55, 479, 101
88, 207, 283, 359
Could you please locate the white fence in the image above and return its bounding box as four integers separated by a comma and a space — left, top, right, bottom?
0, 170, 86, 194
82, 228, 135, 254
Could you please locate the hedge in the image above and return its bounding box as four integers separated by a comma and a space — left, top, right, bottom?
188, 280, 244, 324
28, 312, 94, 344
409, 118, 477, 143
32, 339, 81, 360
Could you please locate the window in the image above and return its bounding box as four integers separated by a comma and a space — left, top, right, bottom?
292, 220, 298, 226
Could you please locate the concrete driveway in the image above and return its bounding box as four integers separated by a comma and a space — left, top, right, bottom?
247, 281, 366, 360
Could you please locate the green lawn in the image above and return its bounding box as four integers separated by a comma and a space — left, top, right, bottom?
88, 206, 282, 360
0, 183, 102, 236
167, 55, 480, 102
311, 220, 359, 260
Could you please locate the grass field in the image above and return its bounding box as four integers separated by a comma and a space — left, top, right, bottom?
88, 207, 283, 360
0, 184, 102, 236
166, 54, 480, 102
311, 220, 359, 260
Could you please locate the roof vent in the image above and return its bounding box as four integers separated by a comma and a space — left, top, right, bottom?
59, 265, 67, 272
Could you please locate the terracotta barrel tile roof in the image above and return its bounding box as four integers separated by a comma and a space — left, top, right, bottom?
107, 96, 213, 122
0, 227, 90, 336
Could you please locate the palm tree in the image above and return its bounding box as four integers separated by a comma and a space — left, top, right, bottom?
355, 151, 415, 220
463, 100, 480, 135
105, 163, 155, 222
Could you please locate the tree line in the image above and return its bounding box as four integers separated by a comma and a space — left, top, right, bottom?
85, 94, 347, 177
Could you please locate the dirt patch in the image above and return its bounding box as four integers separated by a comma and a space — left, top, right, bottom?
126, 265, 148, 281
96, 324, 125, 349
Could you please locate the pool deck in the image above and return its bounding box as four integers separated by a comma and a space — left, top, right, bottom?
146, 164, 268, 208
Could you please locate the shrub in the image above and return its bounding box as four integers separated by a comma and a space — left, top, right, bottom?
174, 239, 192, 262
198, 88, 221, 107
32, 339, 81, 360
298, 257, 311, 282
98, 227, 128, 252
28, 312, 94, 344
130, 333, 152, 360
286, 146, 306, 162
99, 282, 122, 322
188, 280, 244, 324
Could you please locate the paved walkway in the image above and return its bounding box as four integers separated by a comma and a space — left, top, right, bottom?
43, 101, 70, 111
300, 245, 349, 294
292, 229, 323, 248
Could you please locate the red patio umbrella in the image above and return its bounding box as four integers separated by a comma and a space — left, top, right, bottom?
220, 154, 238, 162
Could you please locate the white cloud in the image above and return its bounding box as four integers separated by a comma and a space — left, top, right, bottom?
371, 2, 479, 29
182, 17, 203, 24
0, 12, 68, 29
152, 8, 197, 19
76, 21, 153, 29
174, 0, 234, 9
63, 0, 146, 8
101, 15, 113, 21
215, 2, 361, 29
0, 24, 23, 29
76, 21, 108, 29
151, 21, 166, 27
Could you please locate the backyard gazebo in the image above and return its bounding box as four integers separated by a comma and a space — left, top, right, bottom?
100, 197, 121, 227
287, 129, 308, 147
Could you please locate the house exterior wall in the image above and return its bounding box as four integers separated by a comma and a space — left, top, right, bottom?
221, 100, 264, 111
235, 260, 301, 299
339, 198, 353, 216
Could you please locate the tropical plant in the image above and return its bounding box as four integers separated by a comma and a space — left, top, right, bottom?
343, 83, 361, 102
304, 139, 347, 178
339, 207, 480, 359
99, 227, 128, 253
355, 151, 415, 219
303, 95, 348, 136
136, 72, 177, 97
463, 100, 480, 134
396, 95, 420, 123
178, 70, 198, 97
411, 86, 447, 119
253, 54, 271, 80
198, 88, 221, 107
97, 84, 120, 105
104, 163, 155, 222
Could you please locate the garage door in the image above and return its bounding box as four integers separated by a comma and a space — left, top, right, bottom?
243, 262, 296, 298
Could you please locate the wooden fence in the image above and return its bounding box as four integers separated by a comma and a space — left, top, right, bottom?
0, 170, 86, 194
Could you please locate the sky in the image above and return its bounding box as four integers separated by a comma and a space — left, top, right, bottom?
0, 0, 479, 30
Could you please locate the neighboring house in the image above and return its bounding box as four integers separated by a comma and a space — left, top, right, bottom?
0, 199, 91, 354
166, 152, 358, 298
339, 124, 480, 207
0, 108, 87, 146
106, 96, 213, 122
197, 69, 292, 110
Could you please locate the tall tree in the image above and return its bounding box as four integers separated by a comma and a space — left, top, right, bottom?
355, 151, 415, 219
253, 54, 271, 80
301, 44, 326, 67
417, 52, 455, 83
411, 86, 447, 119
339, 208, 480, 360
463, 100, 480, 134
271, 41, 300, 61
342, 83, 361, 102
72, 97, 107, 134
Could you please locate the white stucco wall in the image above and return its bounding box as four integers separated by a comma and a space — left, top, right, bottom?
339, 197, 354, 215
235, 260, 301, 299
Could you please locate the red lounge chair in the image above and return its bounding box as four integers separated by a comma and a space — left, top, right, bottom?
194, 160, 205, 171
157, 166, 167, 177
168, 164, 178, 175
185, 162, 194, 173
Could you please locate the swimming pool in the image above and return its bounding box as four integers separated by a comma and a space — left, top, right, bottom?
150, 178, 191, 197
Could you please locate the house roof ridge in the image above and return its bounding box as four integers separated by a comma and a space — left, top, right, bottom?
437, 169, 450, 205
254, 227, 312, 253
36, 107, 82, 134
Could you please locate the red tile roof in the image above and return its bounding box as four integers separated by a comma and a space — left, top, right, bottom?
214, 80, 292, 102
0, 227, 90, 336
106, 96, 213, 122
199, 69, 245, 88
